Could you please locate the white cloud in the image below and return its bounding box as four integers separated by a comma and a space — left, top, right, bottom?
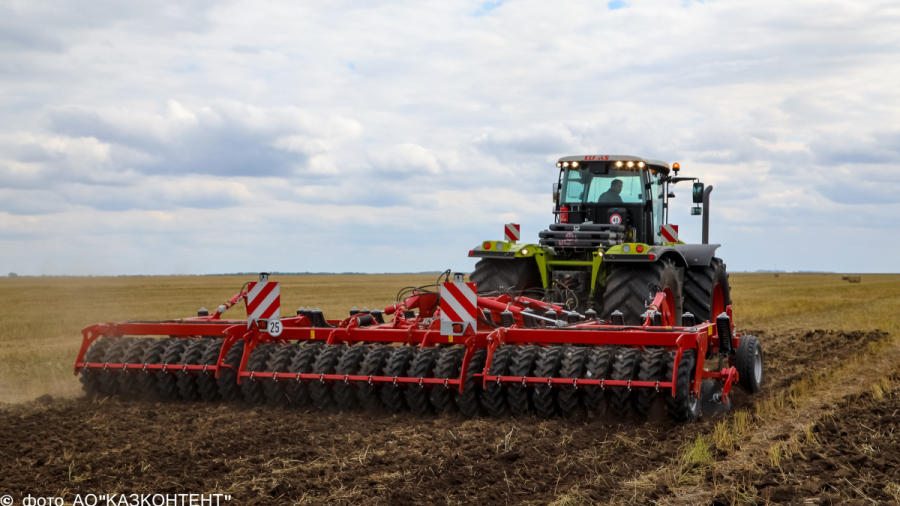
1, 0, 899, 275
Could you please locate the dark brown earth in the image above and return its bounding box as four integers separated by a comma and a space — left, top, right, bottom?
0, 330, 889, 505
711, 379, 900, 506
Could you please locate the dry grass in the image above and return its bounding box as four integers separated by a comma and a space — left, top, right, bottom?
1, 272, 899, 404
0, 273, 436, 404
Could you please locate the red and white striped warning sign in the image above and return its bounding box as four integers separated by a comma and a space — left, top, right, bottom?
504, 223, 521, 242
247, 281, 281, 321
440, 281, 477, 335
661, 224, 679, 243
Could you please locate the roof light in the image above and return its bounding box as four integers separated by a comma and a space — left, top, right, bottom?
616, 161, 624, 168
626, 161, 635, 168
571, 161, 579, 168
563, 161, 570, 168
557, 162, 562, 167
637, 161, 645, 168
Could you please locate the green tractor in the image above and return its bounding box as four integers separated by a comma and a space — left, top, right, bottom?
469, 155, 730, 325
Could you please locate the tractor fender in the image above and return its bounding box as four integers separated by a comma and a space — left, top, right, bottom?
602, 244, 720, 268
672, 244, 720, 267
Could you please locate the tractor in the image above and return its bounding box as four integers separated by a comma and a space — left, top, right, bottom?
470, 155, 728, 326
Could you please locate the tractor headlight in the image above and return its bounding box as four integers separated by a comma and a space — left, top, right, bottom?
556, 162, 562, 167
616, 161, 624, 168
637, 161, 645, 168
563, 161, 570, 168
521, 248, 529, 255
571, 161, 579, 168
626, 161, 634, 168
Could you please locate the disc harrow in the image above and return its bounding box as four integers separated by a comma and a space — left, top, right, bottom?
74, 273, 763, 423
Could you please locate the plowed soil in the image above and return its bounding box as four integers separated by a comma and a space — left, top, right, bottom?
0, 329, 888, 505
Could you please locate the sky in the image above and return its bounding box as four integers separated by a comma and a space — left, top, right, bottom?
1, 0, 899, 276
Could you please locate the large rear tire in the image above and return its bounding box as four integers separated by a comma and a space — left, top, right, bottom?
470, 258, 542, 295
601, 258, 683, 325
683, 257, 731, 323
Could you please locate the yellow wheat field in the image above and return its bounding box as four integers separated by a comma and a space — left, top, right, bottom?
0, 272, 897, 404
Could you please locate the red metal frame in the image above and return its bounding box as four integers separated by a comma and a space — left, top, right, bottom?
75, 284, 742, 402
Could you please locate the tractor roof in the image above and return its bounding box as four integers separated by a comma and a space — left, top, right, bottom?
557, 155, 670, 174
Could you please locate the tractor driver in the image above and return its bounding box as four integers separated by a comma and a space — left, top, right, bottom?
598, 178, 624, 203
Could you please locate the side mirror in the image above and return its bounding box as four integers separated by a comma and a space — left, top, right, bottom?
692, 182, 704, 204
552, 183, 560, 204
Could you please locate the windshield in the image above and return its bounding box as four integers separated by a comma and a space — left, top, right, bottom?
561, 168, 645, 205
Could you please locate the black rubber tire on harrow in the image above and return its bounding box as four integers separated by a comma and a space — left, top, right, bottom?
533, 346, 566, 418
264, 343, 300, 406
583, 346, 617, 415
380, 347, 417, 412
735, 335, 763, 394
242, 343, 277, 406
558, 346, 589, 418
216, 340, 245, 402
196, 339, 223, 402
601, 258, 683, 325
80, 338, 116, 396
157, 339, 190, 400
430, 348, 464, 414
457, 347, 487, 418
507, 345, 539, 416
470, 258, 542, 295
609, 348, 642, 420
356, 346, 392, 410
310, 345, 344, 410
333, 346, 368, 411
286, 342, 323, 408
481, 345, 514, 417
117, 338, 153, 399
137, 339, 171, 399
635, 348, 669, 418
683, 257, 731, 323
665, 349, 701, 424
176, 338, 209, 401
405, 347, 440, 415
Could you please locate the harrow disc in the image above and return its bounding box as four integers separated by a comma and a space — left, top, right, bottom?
430, 347, 464, 414
310, 345, 344, 410
216, 340, 245, 402
117, 338, 154, 399
264, 342, 300, 406
665, 349, 700, 423
506, 345, 539, 416
356, 346, 392, 410
558, 346, 589, 418
609, 348, 642, 419
196, 339, 224, 402
583, 346, 617, 415
405, 347, 440, 415
533, 345, 565, 418
456, 347, 487, 418
157, 339, 189, 400
98, 338, 136, 397
380, 346, 417, 412
242, 342, 277, 405
285, 342, 323, 407
333, 345, 368, 411
176, 338, 210, 401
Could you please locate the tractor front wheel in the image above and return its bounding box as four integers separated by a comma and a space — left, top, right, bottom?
470, 258, 542, 295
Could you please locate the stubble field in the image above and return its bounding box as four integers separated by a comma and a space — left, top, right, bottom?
1, 273, 900, 504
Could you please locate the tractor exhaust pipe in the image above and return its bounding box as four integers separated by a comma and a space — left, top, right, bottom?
702, 185, 713, 244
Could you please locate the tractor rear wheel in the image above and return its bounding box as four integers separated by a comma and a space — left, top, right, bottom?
470, 258, 542, 295
601, 258, 683, 325
683, 257, 731, 323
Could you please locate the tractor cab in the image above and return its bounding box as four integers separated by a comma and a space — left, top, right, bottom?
541, 156, 670, 250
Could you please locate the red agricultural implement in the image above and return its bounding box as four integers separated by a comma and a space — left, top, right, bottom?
75, 272, 763, 423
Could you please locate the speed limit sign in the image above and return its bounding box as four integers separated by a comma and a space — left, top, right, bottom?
267, 319, 283, 337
